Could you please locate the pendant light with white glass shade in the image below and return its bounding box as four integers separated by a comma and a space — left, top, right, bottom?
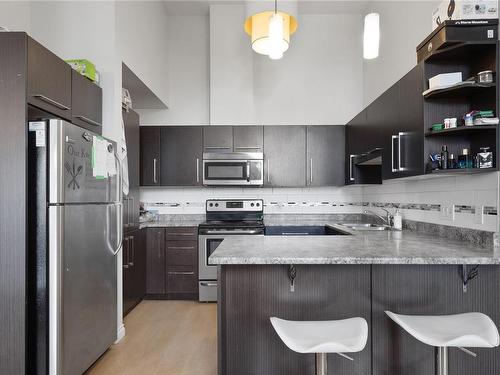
244, 0, 298, 60
363, 12, 380, 59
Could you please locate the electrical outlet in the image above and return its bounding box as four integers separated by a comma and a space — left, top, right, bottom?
475, 205, 484, 225
440, 204, 455, 221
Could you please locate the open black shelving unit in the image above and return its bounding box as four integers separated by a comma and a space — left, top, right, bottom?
422, 35, 499, 174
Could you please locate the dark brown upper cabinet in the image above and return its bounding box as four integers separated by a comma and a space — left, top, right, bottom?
27, 37, 72, 120
203, 126, 233, 153
233, 126, 263, 153
71, 70, 102, 133
264, 126, 306, 187
160, 126, 203, 186
391, 64, 425, 179
123, 110, 140, 231
140, 127, 161, 186
306, 126, 345, 186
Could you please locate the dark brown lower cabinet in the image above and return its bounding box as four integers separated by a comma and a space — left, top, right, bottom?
218, 264, 500, 375
372, 265, 500, 375
146, 227, 198, 300
218, 265, 372, 375
123, 229, 146, 317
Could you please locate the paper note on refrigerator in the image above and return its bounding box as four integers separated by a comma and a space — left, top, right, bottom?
92, 136, 108, 179
106, 147, 117, 176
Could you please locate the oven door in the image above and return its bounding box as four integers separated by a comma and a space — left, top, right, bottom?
199, 234, 224, 280
202, 160, 263, 186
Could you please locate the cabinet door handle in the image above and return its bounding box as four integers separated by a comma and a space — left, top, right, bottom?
168, 246, 195, 250
196, 158, 200, 183
234, 146, 261, 150
75, 115, 101, 127
267, 159, 270, 183
129, 236, 135, 267
32, 94, 70, 110
349, 155, 355, 182
204, 146, 231, 150
168, 271, 195, 276
310, 158, 313, 184
123, 238, 129, 269
129, 197, 134, 227
398, 132, 405, 172
153, 158, 158, 183
391, 135, 398, 172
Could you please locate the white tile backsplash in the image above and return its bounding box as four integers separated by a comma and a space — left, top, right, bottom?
140, 173, 499, 232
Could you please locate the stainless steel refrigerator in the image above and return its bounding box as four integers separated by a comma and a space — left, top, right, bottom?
28, 119, 122, 375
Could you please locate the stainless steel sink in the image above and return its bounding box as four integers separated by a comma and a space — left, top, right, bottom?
337, 223, 390, 231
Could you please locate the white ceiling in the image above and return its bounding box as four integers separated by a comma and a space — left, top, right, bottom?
163, 1, 373, 16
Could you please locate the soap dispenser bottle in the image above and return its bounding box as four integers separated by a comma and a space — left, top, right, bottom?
393, 209, 402, 230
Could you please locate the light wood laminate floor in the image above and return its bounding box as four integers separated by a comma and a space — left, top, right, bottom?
86, 300, 217, 375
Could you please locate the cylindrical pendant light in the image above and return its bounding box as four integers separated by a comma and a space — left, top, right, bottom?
363, 13, 380, 60
244, 0, 298, 60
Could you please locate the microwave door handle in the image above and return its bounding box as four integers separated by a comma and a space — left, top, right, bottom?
246, 161, 250, 182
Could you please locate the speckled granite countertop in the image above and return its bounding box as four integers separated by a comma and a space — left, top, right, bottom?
139, 215, 205, 229
209, 224, 500, 265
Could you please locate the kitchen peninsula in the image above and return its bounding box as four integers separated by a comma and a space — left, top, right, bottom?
210, 226, 500, 375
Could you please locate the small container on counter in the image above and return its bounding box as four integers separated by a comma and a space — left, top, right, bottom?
458, 148, 474, 169
477, 147, 494, 169
393, 209, 402, 230
449, 153, 456, 169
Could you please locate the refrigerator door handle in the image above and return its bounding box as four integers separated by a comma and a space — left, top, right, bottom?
105, 203, 123, 256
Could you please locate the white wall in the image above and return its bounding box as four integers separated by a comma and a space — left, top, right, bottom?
0, 2, 31, 32
138, 15, 210, 125
253, 14, 363, 125
363, 0, 440, 106
140, 8, 364, 126
116, 1, 170, 107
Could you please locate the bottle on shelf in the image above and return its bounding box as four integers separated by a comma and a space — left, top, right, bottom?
458, 148, 474, 169
440, 145, 449, 169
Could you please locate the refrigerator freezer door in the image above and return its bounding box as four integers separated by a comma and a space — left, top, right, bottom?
48, 119, 120, 204
49, 204, 118, 375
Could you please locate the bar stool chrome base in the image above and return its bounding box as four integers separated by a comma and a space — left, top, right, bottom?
436, 347, 448, 375
315, 353, 327, 375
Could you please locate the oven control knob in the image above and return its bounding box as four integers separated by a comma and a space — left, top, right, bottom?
215, 203, 219, 207
250, 203, 255, 207
256, 202, 260, 207
209, 203, 213, 207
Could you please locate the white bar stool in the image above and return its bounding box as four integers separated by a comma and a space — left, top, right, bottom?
270, 317, 368, 375
386, 311, 500, 375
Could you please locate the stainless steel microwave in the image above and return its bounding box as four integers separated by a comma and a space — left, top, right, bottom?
202, 152, 264, 186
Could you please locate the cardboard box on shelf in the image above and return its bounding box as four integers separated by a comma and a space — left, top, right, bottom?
432, 0, 498, 29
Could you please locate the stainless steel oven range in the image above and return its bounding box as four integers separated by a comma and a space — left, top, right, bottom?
198, 199, 264, 302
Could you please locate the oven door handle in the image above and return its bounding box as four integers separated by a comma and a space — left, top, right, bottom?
202, 230, 262, 235
200, 282, 218, 287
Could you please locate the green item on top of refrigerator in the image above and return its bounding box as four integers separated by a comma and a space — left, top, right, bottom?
65, 59, 97, 82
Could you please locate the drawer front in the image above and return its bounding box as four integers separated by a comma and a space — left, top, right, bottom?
165, 226, 198, 241
27, 37, 72, 120
166, 241, 197, 266
166, 265, 197, 293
